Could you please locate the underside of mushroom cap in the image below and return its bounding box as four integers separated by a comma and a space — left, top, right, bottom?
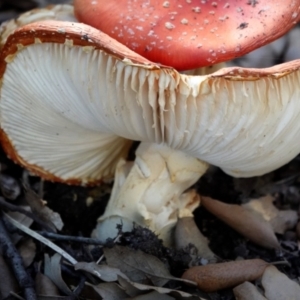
74, 0, 300, 70
0, 21, 157, 185
1, 20, 300, 185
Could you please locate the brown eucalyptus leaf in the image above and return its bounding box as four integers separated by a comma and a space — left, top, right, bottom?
18, 238, 36, 267
35, 272, 60, 296
0, 255, 19, 299
233, 281, 267, 300
75, 262, 126, 282
103, 245, 174, 286
261, 265, 300, 300
89, 282, 128, 300
175, 217, 216, 262
242, 195, 298, 234
201, 196, 280, 249
182, 259, 269, 292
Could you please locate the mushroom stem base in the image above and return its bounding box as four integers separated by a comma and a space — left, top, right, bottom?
92, 142, 208, 245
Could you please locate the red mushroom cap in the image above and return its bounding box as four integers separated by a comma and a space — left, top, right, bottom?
74, 0, 300, 71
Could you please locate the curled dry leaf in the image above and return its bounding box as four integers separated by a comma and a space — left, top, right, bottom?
25, 187, 64, 232
242, 195, 298, 234
201, 196, 280, 249
44, 253, 72, 296
175, 216, 216, 262
233, 281, 267, 300
261, 265, 300, 300
181, 259, 269, 292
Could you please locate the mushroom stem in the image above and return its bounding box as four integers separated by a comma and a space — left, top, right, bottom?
92, 142, 208, 246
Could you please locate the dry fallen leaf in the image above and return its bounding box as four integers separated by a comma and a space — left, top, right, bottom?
233, 281, 267, 300
130, 290, 175, 299
5, 213, 77, 265
0, 255, 19, 299
88, 282, 128, 300
182, 259, 269, 292
175, 216, 216, 262
25, 187, 64, 232
44, 253, 72, 296
75, 262, 126, 282
242, 195, 298, 234
85, 268, 202, 299
201, 196, 280, 249
261, 265, 300, 300
35, 272, 60, 296
6, 206, 33, 244
103, 245, 175, 286
117, 275, 202, 299
18, 238, 36, 267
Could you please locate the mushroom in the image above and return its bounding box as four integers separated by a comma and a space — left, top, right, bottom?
74, 0, 300, 70
1, 3, 300, 246
72, 0, 300, 244
1, 16, 300, 246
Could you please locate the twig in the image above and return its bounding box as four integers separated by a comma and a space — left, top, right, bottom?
0, 213, 37, 300
4, 213, 77, 265
36, 231, 104, 245
73, 275, 87, 297
0, 197, 54, 232
96, 233, 121, 264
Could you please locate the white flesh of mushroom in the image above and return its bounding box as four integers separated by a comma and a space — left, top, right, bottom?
2, 39, 300, 243
94, 142, 208, 245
